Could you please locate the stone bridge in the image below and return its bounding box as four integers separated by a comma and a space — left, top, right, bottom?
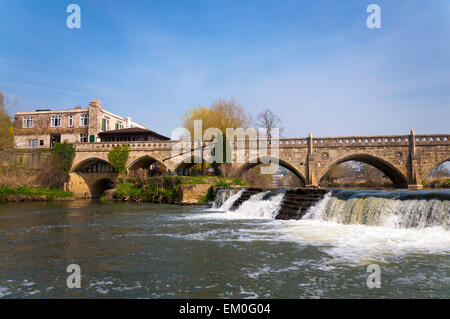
67, 130, 450, 197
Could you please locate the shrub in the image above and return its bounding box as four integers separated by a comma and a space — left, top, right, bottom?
108, 145, 130, 174
52, 142, 75, 176
116, 182, 141, 197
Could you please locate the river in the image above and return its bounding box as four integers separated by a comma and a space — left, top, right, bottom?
0, 189, 449, 298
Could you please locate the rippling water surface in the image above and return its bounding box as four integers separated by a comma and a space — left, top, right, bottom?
0, 196, 449, 298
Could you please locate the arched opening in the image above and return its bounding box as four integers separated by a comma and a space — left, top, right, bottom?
423, 160, 450, 188
319, 154, 407, 188
128, 156, 167, 176
238, 158, 305, 188
72, 158, 116, 174
173, 156, 213, 176
90, 178, 116, 198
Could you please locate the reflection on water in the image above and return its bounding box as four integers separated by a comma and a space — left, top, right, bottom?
0, 199, 449, 298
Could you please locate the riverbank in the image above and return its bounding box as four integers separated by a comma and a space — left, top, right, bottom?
0, 185, 74, 202
109, 176, 247, 204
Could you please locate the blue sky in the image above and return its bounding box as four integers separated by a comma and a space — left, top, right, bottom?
0, 0, 449, 137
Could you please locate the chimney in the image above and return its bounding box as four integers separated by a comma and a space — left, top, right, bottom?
89, 98, 102, 108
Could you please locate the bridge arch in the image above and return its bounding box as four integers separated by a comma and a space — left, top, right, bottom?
68, 157, 118, 198
318, 154, 408, 187
71, 157, 115, 173
173, 155, 210, 175
90, 178, 116, 197
237, 157, 306, 186
128, 155, 167, 173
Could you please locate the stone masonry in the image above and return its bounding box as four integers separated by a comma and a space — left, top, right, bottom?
67, 131, 450, 197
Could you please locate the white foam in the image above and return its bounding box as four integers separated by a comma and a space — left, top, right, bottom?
208, 189, 245, 211
195, 192, 285, 220
277, 219, 450, 264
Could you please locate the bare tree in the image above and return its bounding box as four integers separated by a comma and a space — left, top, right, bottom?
429, 163, 450, 178
254, 108, 284, 136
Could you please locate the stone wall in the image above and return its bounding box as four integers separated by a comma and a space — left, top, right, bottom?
0, 150, 52, 186
178, 184, 211, 204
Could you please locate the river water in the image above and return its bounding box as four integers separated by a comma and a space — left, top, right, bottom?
0, 189, 449, 298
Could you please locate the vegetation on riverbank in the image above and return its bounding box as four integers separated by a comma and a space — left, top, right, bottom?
112, 176, 247, 203
0, 185, 74, 202
422, 178, 450, 189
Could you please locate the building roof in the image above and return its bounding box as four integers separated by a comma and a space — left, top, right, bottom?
98, 127, 170, 140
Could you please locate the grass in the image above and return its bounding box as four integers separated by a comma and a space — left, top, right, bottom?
0, 185, 73, 200
114, 175, 247, 202
116, 182, 142, 197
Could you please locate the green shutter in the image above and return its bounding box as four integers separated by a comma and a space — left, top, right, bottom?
102, 119, 106, 131
115, 123, 119, 130
89, 135, 95, 143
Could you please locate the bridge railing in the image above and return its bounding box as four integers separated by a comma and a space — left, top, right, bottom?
310, 135, 411, 147
414, 134, 450, 146
74, 134, 450, 151
74, 140, 183, 151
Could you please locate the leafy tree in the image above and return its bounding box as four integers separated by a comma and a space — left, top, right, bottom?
182, 98, 251, 175
108, 145, 130, 174
182, 98, 250, 136
0, 92, 14, 149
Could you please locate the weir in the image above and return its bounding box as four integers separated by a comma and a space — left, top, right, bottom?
211, 187, 450, 229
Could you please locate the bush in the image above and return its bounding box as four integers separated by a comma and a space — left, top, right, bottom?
108, 145, 130, 174
52, 142, 75, 176
116, 182, 141, 197
443, 179, 450, 188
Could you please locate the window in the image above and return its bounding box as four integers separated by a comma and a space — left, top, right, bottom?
22, 116, 34, 128
116, 121, 124, 130
51, 115, 62, 127
102, 116, 110, 131
28, 139, 38, 149
80, 133, 88, 143
68, 115, 73, 127
80, 114, 89, 126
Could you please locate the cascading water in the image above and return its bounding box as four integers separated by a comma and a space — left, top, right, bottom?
230, 191, 285, 219
190, 188, 449, 267
304, 190, 450, 230
199, 190, 285, 219
211, 189, 245, 210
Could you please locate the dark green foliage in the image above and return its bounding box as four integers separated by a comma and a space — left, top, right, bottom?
52, 142, 75, 175
108, 145, 130, 174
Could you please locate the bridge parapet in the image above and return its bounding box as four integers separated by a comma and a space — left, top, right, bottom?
73, 134, 450, 152
311, 135, 410, 147
414, 134, 450, 146
74, 141, 183, 152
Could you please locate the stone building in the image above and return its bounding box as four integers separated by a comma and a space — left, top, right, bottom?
13, 99, 147, 149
